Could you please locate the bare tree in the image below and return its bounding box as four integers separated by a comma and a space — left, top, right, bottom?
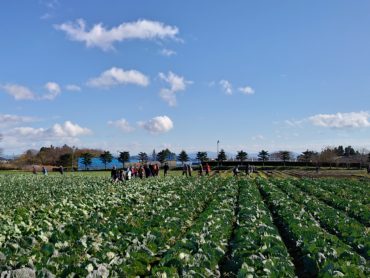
320, 147, 337, 169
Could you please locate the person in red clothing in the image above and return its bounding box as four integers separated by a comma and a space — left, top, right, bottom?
205, 163, 211, 175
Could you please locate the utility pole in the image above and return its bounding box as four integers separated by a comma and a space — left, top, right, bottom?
217, 140, 220, 172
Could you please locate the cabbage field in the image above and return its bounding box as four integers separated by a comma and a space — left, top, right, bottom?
0, 175, 369, 277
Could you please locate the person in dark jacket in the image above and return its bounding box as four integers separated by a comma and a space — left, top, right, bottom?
182, 164, 188, 177
111, 166, 118, 182
163, 163, 169, 177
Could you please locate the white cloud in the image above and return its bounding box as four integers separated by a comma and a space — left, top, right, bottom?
238, 86, 255, 95
139, 115, 174, 134
8, 121, 91, 139
309, 111, 370, 129
87, 67, 149, 88
65, 84, 81, 92
55, 19, 179, 51
160, 48, 176, 56
219, 80, 232, 95
108, 119, 134, 133
42, 82, 61, 100
1, 82, 63, 101
1, 84, 35, 100
158, 71, 191, 106
0, 114, 37, 128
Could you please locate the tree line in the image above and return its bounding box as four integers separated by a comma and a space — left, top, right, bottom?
6, 143, 370, 169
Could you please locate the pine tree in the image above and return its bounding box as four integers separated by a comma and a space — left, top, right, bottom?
258, 150, 269, 168
138, 152, 148, 164
118, 151, 130, 168
218, 149, 227, 164
177, 150, 189, 164
236, 150, 248, 163
100, 151, 113, 170
81, 152, 93, 170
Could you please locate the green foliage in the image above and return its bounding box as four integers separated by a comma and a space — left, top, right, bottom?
57, 153, 72, 167
217, 149, 227, 163
177, 150, 189, 164
138, 152, 148, 163
156, 149, 175, 164
257, 178, 368, 277
118, 151, 130, 167
0, 175, 368, 277
279, 151, 291, 166
99, 151, 113, 170
236, 150, 248, 162
196, 151, 208, 162
80, 152, 93, 170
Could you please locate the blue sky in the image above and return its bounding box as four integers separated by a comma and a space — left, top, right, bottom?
1, 0, 370, 156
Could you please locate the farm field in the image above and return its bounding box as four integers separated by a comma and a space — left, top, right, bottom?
0, 175, 369, 277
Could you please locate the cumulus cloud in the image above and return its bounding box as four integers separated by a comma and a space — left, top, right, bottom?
158, 71, 191, 106
108, 119, 134, 133
0, 114, 37, 128
65, 84, 81, 92
8, 121, 92, 139
55, 19, 179, 51
42, 82, 61, 100
1, 84, 35, 100
1, 82, 63, 101
139, 115, 174, 134
219, 80, 232, 95
87, 67, 149, 88
309, 111, 370, 129
160, 48, 176, 56
239, 86, 255, 95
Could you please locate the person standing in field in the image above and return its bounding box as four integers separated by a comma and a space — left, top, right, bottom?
59, 165, 64, 175
182, 164, 188, 177
144, 164, 151, 178
187, 164, 193, 177
205, 163, 211, 175
32, 166, 37, 174
42, 166, 48, 176
111, 166, 118, 182
199, 164, 203, 176
233, 165, 239, 176
245, 163, 250, 176
163, 162, 169, 177
126, 167, 132, 180
118, 169, 125, 181
138, 165, 144, 179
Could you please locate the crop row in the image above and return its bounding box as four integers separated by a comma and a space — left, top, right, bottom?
257, 178, 368, 277
151, 178, 237, 277
307, 178, 369, 205
230, 180, 295, 277
0, 176, 221, 277
273, 179, 369, 259
292, 179, 370, 226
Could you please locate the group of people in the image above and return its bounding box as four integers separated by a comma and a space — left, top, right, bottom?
198, 163, 211, 176
32, 165, 64, 175
182, 163, 212, 177
110, 163, 169, 182
233, 164, 256, 176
